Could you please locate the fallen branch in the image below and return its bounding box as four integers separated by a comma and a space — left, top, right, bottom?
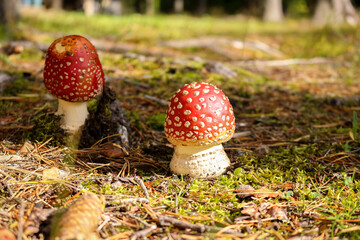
144, 95, 169, 107
134, 176, 150, 199
158, 215, 206, 233
233, 57, 331, 67
158, 215, 244, 236
160, 37, 284, 58
130, 225, 157, 240
231, 40, 283, 57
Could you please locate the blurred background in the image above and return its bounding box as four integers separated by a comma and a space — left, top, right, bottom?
1, 0, 360, 33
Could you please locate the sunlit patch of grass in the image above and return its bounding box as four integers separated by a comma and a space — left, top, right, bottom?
19, 8, 359, 59
16, 47, 44, 62
20, 9, 297, 44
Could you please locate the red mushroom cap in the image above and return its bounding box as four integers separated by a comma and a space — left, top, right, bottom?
165, 82, 235, 146
43, 35, 104, 102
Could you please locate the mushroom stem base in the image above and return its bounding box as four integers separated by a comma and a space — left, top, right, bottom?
170, 144, 230, 178
56, 99, 88, 147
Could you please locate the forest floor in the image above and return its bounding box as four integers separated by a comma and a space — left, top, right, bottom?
0, 7, 360, 240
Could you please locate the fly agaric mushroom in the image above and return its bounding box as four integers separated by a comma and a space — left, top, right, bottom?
43, 35, 104, 135
165, 82, 235, 177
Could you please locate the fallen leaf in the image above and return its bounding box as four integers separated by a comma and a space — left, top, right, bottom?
0, 228, 16, 240
241, 205, 259, 220
268, 206, 288, 221
20, 141, 35, 155
235, 184, 255, 199
259, 202, 272, 215
100, 142, 129, 158
42, 167, 70, 180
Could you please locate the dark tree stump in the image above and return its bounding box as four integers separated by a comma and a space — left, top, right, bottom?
80, 84, 132, 149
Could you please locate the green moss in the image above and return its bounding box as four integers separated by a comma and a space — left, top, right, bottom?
17, 48, 43, 62
2, 77, 31, 96
146, 113, 166, 131
0, 53, 11, 64
86, 98, 99, 113
24, 112, 66, 146
126, 110, 145, 132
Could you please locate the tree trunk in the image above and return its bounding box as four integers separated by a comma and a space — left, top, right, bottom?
51, 0, 63, 10
101, 0, 122, 15
0, 0, 19, 24
197, 0, 207, 16
341, 0, 359, 25
313, 0, 359, 25
146, 0, 155, 15
83, 0, 96, 16
313, 0, 332, 25
0, 0, 19, 38
174, 0, 184, 14
263, 0, 284, 22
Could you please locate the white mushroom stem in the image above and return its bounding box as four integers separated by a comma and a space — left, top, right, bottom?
170, 144, 230, 178
56, 99, 89, 134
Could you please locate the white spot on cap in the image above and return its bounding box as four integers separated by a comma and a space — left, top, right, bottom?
199, 122, 205, 128
184, 110, 191, 115
186, 98, 192, 103
175, 116, 180, 122
194, 91, 200, 96
192, 117, 197, 121
66, 62, 71, 66
174, 97, 178, 102
185, 121, 190, 127
193, 126, 199, 130
209, 96, 216, 101
203, 89, 209, 93
206, 117, 212, 123
177, 103, 183, 109
195, 104, 201, 110
182, 90, 189, 95
79, 57, 84, 62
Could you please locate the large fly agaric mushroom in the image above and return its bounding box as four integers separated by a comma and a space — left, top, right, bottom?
43, 35, 104, 136
165, 82, 235, 177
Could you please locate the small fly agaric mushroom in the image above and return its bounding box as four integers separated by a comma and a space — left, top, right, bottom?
43, 35, 104, 136
165, 82, 235, 177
